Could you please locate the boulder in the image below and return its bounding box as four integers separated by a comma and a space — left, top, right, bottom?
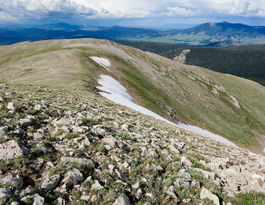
7, 102, 16, 111
113, 193, 130, 205
181, 156, 193, 168
91, 180, 103, 191
169, 144, 181, 154
0, 140, 26, 160
0, 174, 23, 188
200, 187, 219, 205
42, 174, 61, 190
33, 194, 45, 205
67, 168, 83, 182
0, 188, 11, 201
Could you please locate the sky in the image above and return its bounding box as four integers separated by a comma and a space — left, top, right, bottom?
0, 0, 265, 28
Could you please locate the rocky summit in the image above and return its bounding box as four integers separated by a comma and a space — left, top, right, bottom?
0, 83, 265, 205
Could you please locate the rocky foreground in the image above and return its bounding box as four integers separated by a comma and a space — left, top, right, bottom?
0, 83, 265, 205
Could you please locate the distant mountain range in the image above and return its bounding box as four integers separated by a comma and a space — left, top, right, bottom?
1, 21, 265, 46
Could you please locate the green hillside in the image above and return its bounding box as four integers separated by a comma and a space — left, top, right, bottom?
1, 39, 265, 154
117, 41, 186, 54
160, 47, 265, 86
232, 44, 265, 50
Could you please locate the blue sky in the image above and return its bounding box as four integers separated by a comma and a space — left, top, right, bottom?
0, 0, 264, 28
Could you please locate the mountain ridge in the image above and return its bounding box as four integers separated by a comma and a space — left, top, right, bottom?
1, 21, 265, 46
1, 39, 265, 154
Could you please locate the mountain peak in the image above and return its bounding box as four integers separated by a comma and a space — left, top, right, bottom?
220, 21, 230, 24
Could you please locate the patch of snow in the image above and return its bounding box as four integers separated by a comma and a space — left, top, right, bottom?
178, 124, 236, 146
97, 75, 236, 147
90, 57, 111, 72
97, 75, 171, 123
263, 148, 265, 153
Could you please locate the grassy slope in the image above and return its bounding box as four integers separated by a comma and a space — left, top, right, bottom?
1, 39, 265, 153
233, 44, 265, 50
117, 41, 186, 54
160, 46, 265, 86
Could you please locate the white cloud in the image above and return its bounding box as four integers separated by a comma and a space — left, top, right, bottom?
229, 0, 261, 15
165, 6, 199, 16
0, 0, 265, 22
0, 0, 97, 19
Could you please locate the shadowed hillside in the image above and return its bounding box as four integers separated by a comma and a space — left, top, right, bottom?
160, 47, 265, 86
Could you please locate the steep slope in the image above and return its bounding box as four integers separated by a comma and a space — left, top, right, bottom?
160, 46, 265, 86
1, 39, 265, 154
1, 83, 265, 204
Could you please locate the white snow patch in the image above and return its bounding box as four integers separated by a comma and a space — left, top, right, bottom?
263, 148, 265, 153
97, 75, 236, 147
90, 57, 111, 72
178, 124, 236, 146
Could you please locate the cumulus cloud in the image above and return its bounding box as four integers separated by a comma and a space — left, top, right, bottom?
0, 0, 97, 19
229, 0, 261, 15
0, 0, 265, 23
165, 6, 199, 16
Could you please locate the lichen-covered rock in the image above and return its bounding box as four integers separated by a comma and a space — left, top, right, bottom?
0, 188, 11, 201
0, 174, 23, 188
200, 187, 220, 205
67, 168, 83, 182
0, 140, 26, 160
42, 174, 61, 190
113, 193, 130, 205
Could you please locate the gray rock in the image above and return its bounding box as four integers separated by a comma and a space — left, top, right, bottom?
191, 179, 201, 189
102, 137, 117, 148
140, 146, 149, 157
165, 187, 180, 200
91, 194, 99, 202
0, 140, 26, 160
34, 105, 42, 110
151, 140, 160, 149
121, 124, 129, 131
42, 174, 61, 190
174, 178, 190, 188
80, 195, 90, 201
52, 116, 73, 126
0, 174, 23, 188
16, 185, 34, 199
169, 144, 181, 154
19, 118, 32, 127
52, 197, 66, 205
113, 193, 130, 205
149, 150, 159, 158
177, 169, 192, 181
117, 141, 127, 149
132, 182, 141, 189
200, 187, 219, 205
181, 156, 193, 168
0, 188, 11, 200
35, 148, 48, 154
33, 194, 45, 205
67, 168, 83, 182
0, 127, 8, 139
91, 180, 103, 191
7, 102, 16, 111
61, 156, 94, 167
115, 169, 126, 180
173, 49, 190, 64
33, 130, 44, 139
